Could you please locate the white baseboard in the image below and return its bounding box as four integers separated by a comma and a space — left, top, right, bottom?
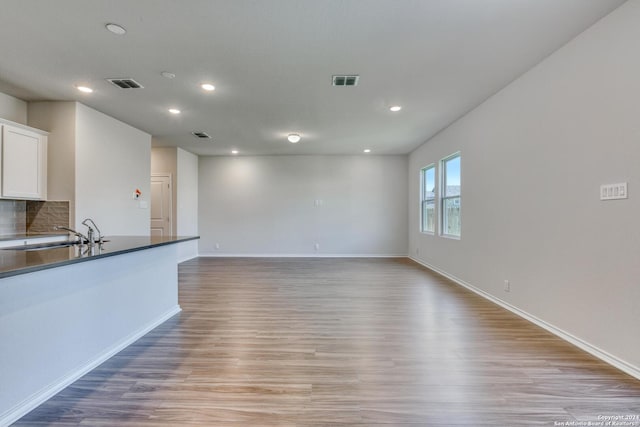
409, 256, 640, 381
0, 306, 182, 427
198, 253, 408, 258
178, 254, 198, 263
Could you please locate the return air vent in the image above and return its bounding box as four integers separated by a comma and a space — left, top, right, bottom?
192, 131, 212, 140
107, 78, 144, 89
332, 75, 359, 86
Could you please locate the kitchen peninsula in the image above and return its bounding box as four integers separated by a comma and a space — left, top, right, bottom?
0, 235, 198, 426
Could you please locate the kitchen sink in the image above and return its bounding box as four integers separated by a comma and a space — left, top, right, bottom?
1, 240, 80, 251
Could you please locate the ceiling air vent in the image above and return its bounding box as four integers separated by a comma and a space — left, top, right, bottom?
192, 131, 212, 140
332, 75, 359, 86
107, 78, 144, 89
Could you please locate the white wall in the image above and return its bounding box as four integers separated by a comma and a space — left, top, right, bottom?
75, 103, 151, 235
28, 102, 77, 225
29, 102, 151, 234
0, 91, 26, 124
409, 1, 640, 375
177, 148, 198, 261
199, 155, 408, 256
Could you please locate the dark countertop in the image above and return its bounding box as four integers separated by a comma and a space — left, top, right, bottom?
0, 235, 199, 279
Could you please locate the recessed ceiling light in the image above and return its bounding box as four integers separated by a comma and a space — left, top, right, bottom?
389, 105, 402, 112
105, 23, 126, 35
76, 86, 93, 93
161, 71, 176, 79
201, 83, 215, 91
287, 134, 301, 143
168, 108, 181, 114
363, 149, 371, 153
231, 150, 238, 155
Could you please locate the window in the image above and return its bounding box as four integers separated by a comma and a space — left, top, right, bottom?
441, 153, 461, 237
420, 165, 436, 233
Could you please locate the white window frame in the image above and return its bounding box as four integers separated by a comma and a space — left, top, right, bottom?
440, 152, 461, 239
420, 164, 436, 234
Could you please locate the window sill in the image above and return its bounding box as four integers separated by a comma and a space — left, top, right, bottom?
440, 234, 461, 241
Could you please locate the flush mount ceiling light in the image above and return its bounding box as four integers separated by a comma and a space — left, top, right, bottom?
231, 150, 238, 155
161, 71, 176, 79
287, 134, 301, 143
389, 105, 402, 112
363, 149, 371, 153
168, 108, 181, 114
201, 83, 215, 91
105, 23, 126, 35
76, 85, 93, 93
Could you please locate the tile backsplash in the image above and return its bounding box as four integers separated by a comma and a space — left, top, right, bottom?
26, 201, 70, 233
0, 199, 69, 236
0, 200, 26, 235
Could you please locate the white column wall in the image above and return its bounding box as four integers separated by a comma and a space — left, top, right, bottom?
75, 103, 151, 235
177, 148, 199, 261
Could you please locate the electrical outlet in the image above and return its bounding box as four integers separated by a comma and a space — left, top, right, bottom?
215, 243, 220, 250
415, 248, 420, 255
504, 280, 510, 292
314, 243, 320, 251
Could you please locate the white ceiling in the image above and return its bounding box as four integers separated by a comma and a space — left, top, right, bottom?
0, 0, 625, 156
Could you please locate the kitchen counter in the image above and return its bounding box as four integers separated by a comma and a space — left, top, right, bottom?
0, 235, 199, 278
0, 235, 198, 425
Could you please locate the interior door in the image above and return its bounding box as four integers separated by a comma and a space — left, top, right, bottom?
150, 174, 172, 236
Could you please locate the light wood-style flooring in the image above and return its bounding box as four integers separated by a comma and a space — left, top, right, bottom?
14, 258, 640, 426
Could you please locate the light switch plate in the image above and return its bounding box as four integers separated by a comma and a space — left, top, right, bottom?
600, 182, 628, 200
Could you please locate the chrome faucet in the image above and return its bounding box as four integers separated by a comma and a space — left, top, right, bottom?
53, 226, 88, 245
81, 218, 103, 247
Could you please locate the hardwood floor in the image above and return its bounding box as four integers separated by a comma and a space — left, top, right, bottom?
13, 258, 640, 426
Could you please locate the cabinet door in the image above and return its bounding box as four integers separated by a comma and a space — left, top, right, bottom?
1, 125, 46, 199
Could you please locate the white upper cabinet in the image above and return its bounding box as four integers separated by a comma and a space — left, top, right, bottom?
1, 121, 48, 200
